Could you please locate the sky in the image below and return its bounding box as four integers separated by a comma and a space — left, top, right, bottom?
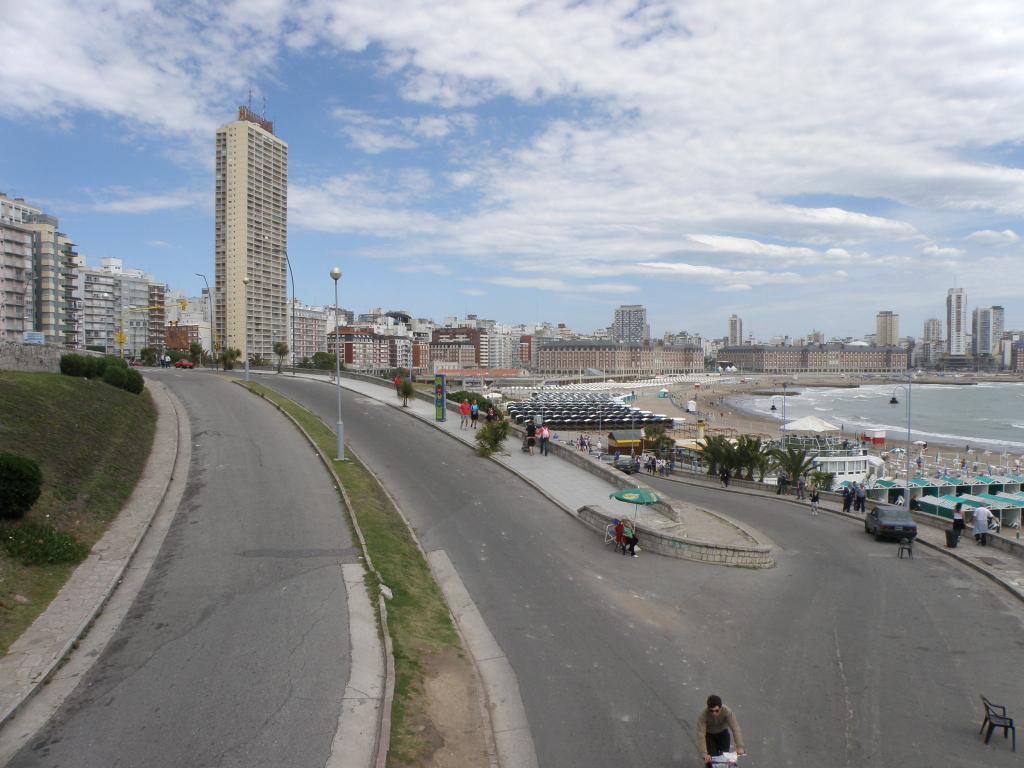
2, 1, 1024, 341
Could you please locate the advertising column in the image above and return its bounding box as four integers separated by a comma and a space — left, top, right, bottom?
434, 374, 447, 422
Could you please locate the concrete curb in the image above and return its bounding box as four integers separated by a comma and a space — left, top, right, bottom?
0, 380, 186, 730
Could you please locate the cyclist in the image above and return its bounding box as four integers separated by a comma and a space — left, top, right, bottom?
697, 694, 745, 764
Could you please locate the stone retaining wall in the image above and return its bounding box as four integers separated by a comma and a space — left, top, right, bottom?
577, 505, 774, 568
0, 341, 65, 373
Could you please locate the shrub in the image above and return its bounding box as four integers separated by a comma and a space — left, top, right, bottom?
59, 354, 90, 378
103, 364, 128, 390
448, 390, 492, 410
0, 453, 43, 520
124, 368, 145, 394
475, 420, 510, 457
0, 522, 90, 566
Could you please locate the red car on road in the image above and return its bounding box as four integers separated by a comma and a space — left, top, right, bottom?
174, 359, 195, 369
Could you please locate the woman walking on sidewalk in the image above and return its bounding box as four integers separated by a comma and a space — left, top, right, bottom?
809, 483, 820, 515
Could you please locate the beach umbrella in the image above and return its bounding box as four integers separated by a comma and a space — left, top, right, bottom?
610, 488, 662, 524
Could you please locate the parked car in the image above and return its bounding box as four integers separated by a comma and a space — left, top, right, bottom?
174, 359, 194, 369
864, 503, 917, 541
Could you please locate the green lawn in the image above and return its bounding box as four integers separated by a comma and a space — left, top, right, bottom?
0, 372, 156, 653
240, 381, 462, 766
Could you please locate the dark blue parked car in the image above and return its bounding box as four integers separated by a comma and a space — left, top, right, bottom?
864, 503, 918, 541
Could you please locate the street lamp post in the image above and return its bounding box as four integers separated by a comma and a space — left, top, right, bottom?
283, 252, 295, 377
330, 267, 345, 461
889, 373, 913, 514
195, 272, 217, 368
242, 276, 250, 381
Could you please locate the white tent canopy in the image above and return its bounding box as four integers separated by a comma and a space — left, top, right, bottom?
780, 415, 841, 433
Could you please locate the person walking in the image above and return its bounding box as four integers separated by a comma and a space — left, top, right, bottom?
538, 424, 550, 456
842, 484, 853, 513
951, 501, 965, 545
809, 483, 820, 515
525, 420, 537, 455
470, 401, 480, 429
459, 399, 471, 430
973, 504, 992, 546
855, 483, 867, 514
797, 475, 806, 500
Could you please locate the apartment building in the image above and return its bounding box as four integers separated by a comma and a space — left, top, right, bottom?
611, 304, 649, 343
946, 288, 967, 356
535, 340, 703, 375
719, 344, 908, 373
215, 106, 288, 364
875, 311, 899, 347
0, 195, 35, 340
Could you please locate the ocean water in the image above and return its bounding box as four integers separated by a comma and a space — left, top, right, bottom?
730, 381, 1024, 453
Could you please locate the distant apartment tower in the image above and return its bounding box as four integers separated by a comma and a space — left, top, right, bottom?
0, 194, 36, 340
946, 288, 967, 356
612, 304, 649, 343
922, 318, 942, 343
727, 314, 743, 346
875, 311, 899, 347
215, 106, 288, 364
972, 306, 1004, 357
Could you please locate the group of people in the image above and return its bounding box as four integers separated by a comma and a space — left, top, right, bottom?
523, 420, 551, 455
458, 399, 500, 430
841, 482, 868, 513
951, 501, 996, 546
612, 517, 640, 557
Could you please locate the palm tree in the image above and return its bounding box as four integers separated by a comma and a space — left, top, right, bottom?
734, 435, 765, 481
218, 347, 242, 370
769, 444, 815, 491
273, 341, 289, 374
699, 435, 737, 476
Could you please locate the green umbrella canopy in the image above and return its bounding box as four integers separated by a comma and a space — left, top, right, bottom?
610, 489, 661, 505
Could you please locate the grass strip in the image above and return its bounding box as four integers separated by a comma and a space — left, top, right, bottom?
240, 382, 460, 766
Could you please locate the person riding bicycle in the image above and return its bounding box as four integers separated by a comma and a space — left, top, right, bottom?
697, 694, 745, 764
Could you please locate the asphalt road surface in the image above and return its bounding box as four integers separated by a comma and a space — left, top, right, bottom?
260, 374, 1024, 768
7, 372, 360, 768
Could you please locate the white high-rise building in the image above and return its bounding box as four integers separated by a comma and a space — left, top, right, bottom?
612, 304, 649, 343
922, 318, 942, 343
215, 106, 288, 364
972, 305, 1005, 357
875, 311, 899, 346
728, 314, 743, 346
946, 288, 967, 356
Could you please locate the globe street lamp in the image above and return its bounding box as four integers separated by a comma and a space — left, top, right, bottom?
242, 276, 250, 381
330, 267, 346, 461
889, 373, 912, 514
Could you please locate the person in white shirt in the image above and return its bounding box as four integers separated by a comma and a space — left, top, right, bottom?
973, 505, 992, 546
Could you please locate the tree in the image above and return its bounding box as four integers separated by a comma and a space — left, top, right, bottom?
311, 351, 338, 370
189, 342, 204, 365
643, 425, 675, 458
769, 444, 816, 491
219, 347, 242, 370
809, 469, 835, 492
273, 341, 289, 373
139, 347, 158, 367
698, 435, 737, 476
734, 435, 766, 481
399, 379, 415, 407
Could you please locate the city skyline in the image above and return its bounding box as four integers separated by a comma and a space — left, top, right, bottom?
3, 3, 1024, 338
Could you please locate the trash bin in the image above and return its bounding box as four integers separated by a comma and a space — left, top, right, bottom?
944, 528, 958, 548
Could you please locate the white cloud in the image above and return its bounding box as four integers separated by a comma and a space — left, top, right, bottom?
921, 244, 965, 258
147, 240, 171, 248
964, 228, 1019, 245
459, 288, 485, 296
92, 189, 200, 214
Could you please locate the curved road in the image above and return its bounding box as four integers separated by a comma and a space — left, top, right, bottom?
260, 374, 1024, 768
8, 372, 359, 768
